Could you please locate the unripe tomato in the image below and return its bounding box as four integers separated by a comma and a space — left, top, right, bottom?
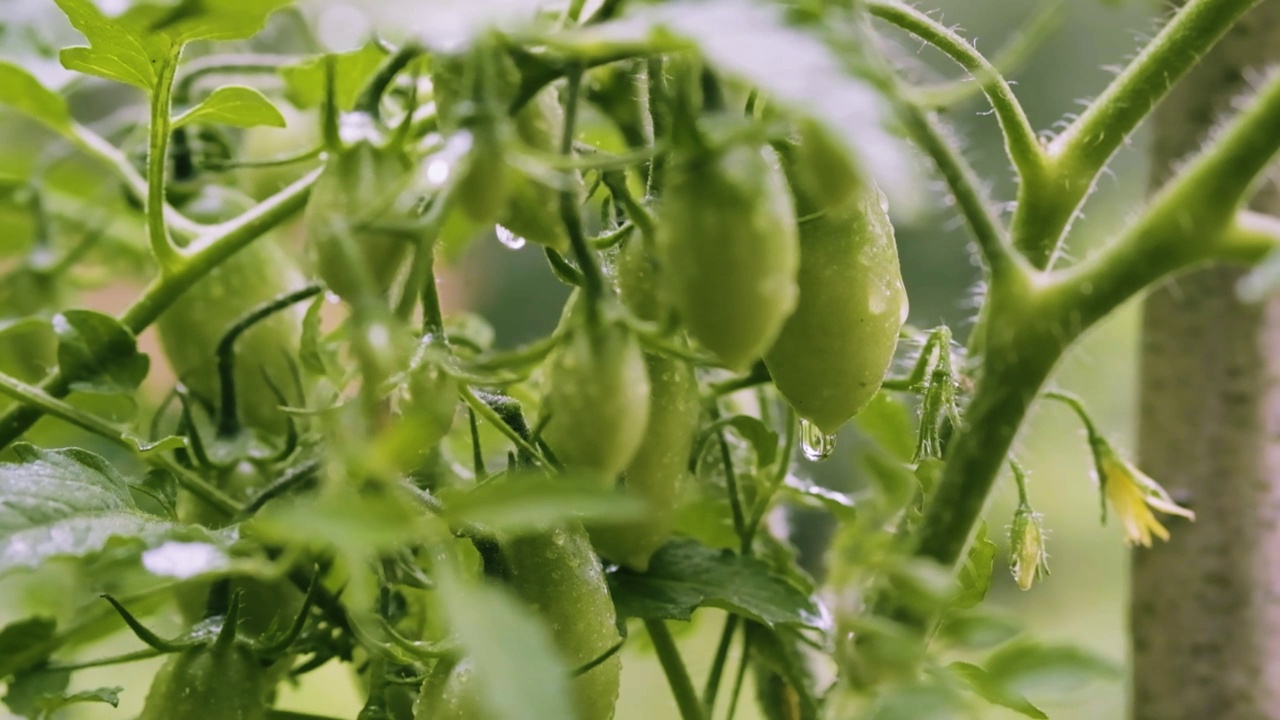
657, 141, 799, 370
503, 523, 623, 720
157, 185, 307, 436
589, 352, 699, 571
138, 642, 267, 720
763, 144, 908, 435
304, 129, 417, 303
540, 314, 650, 483
412, 659, 481, 720
613, 236, 664, 324
235, 101, 322, 200
498, 88, 571, 252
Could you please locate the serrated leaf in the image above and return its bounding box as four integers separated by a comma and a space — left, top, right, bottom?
952, 522, 996, 610
0, 617, 57, 679
173, 84, 286, 129
439, 571, 574, 720
607, 538, 828, 631
53, 0, 167, 90
52, 309, 149, 394
0, 444, 218, 576
54, 0, 289, 90
280, 43, 386, 111
0, 61, 72, 132
949, 662, 1047, 719
984, 641, 1121, 698
35, 685, 122, 715
444, 474, 646, 534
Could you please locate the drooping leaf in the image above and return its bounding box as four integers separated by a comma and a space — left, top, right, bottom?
983, 641, 1121, 699
0, 62, 72, 132
173, 85, 286, 130
439, 571, 575, 720
949, 662, 1047, 719
952, 522, 997, 610
443, 473, 646, 534
52, 310, 149, 394
0, 444, 216, 576
0, 617, 57, 679
279, 43, 387, 111
34, 685, 122, 716
607, 538, 828, 631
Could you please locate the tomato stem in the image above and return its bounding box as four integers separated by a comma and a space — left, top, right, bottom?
558, 65, 607, 307
645, 618, 707, 720
146, 45, 187, 273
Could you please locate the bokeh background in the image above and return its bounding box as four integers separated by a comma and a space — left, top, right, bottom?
0, 0, 1163, 717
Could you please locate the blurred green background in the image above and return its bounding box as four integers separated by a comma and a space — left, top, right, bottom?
0, 0, 1162, 717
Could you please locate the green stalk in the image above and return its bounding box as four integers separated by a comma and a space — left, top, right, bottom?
146, 46, 185, 273
645, 619, 707, 720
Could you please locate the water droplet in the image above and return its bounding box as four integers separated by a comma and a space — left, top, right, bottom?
799, 419, 836, 461
495, 224, 527, 250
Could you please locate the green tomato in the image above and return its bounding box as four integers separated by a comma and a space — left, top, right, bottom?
503, 523, 623, 720
589, 352, 700, 571
541, 316, 650, 483
304, 133, 417, 303
763, 145, 908, 435
138, 642, 267, 720
657, 141, 800, 370
157, 185, 307, 436
413, 659, 482, 720
613, 236, 664, 324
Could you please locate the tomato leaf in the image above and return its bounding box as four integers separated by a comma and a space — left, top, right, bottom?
439, 571, 575, 720
3, 665, 69, 720
0, 444, 218, 576
0, 62, 72, 133
949, 661, 1048, 719
52, 310, 149, 395
279, 43, 387, 111
983, 641, 1121, 699
607, 538, 829, 631
173, 85, 286, 130
53, 0, 289, 90
35, 685, 122, 716
0, 617, 57, 679
936, 610, 1022, 651
443, 473, 647, 534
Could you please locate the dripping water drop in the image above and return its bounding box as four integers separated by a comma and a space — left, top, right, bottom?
495, 224, 527, 250
799, 419, 836, 462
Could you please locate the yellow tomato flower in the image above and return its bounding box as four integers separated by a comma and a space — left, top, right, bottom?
1092, 440, 1195, 547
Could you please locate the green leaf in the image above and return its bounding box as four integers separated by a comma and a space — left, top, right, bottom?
854, 392, 916, 462
781, 475, 857, 520
142, 0, 294, 43
35, 686, 122, 716
252, 482, 430, 561
722, 415, 779, 468
280, 43, 386, 111
984, 641, 1121, 698
607, 538, 828, 631
439, 572, 574, 720
0, 444, 213, 576
949, 662, 1047, 719
54, 0, 167, 90
0, 62, 72, 132
4, 666, 68, 719
936, 611, 1022, 651
0, 617, 56, 679
870, 679, 970, 720
747, 623, 821, 720
53, 0, 289, 90
443, 474, 646, 534
952, 522, 997, 610
52, 310, 149, 394
173, 85, 286, 130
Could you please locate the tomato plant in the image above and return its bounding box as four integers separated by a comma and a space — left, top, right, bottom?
1, 0, 1278, 719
